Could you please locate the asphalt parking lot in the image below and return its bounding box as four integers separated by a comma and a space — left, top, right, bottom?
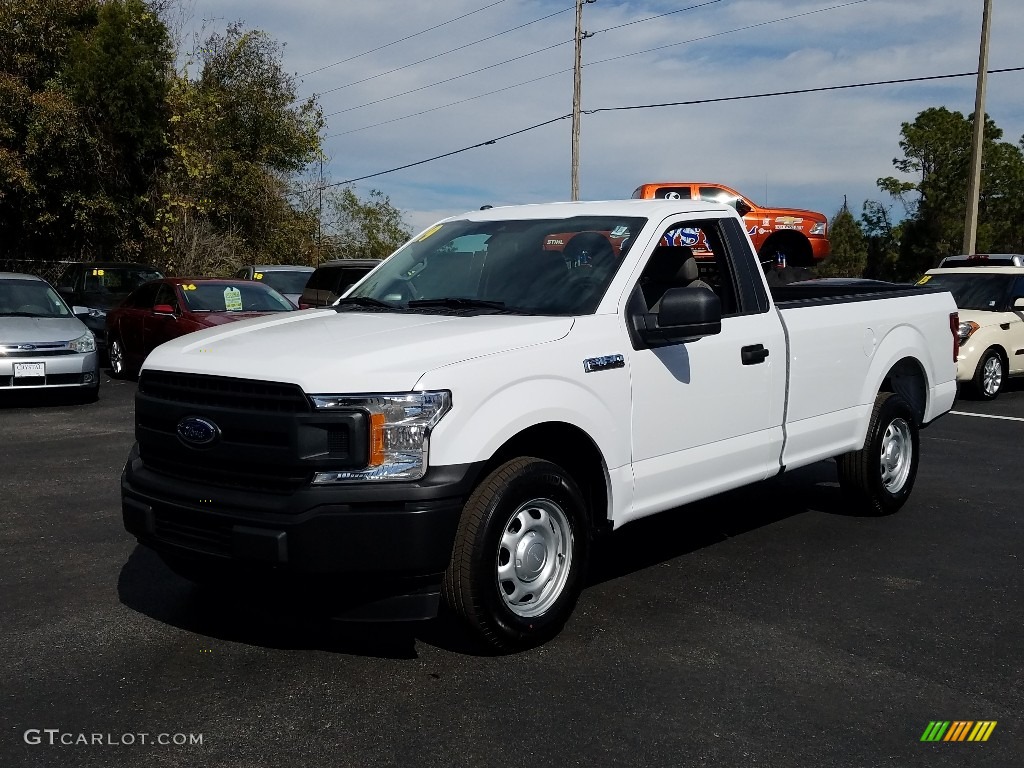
2, 376, 1021, 767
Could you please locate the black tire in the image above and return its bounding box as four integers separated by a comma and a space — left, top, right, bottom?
78, 384, 100, 404
969, 348, 1004, 400
443, 457, 590, 651
836, 392, 920, 515
108, 336, 128, 378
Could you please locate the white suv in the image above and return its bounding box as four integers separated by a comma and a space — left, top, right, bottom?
920, 265, 1024, 399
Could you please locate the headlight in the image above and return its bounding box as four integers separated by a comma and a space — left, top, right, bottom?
809, 222, 827, 236
68, 332, 96, 353
310, 391, 452, 482
958, 321, 979, 345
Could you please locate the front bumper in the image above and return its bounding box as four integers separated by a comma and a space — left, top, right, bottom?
121, 443, 482, 619
0, 352, 98, 390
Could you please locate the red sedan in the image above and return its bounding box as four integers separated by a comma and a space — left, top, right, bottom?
105, 278, 295, 377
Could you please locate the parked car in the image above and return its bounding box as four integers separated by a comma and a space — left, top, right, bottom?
0, 273, 99, 401
54, 262, 163, 359
919, 264, 1024, 399
121, 199, 957, 650
233, 264, 314, 307
935, 253, 1024, 268
105, 277, 295, 377
298, 259, 381, 308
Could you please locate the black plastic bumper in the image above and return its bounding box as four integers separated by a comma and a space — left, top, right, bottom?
121, 443, 483, 619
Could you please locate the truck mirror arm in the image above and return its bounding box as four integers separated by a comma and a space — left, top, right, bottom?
627, 288, 722, 350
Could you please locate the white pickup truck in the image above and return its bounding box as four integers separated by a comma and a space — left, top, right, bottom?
121, 200, 959, 650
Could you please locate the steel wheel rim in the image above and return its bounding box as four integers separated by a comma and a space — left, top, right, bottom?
879, 417, 913, 493
982, 355, 1002, 396
109, 341, 124, 374
496, 497, 573, 618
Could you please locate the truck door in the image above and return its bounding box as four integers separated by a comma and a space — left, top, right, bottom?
625, 216, 786, 521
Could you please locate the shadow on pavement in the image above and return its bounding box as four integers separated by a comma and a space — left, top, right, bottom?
118, 459, 861, 658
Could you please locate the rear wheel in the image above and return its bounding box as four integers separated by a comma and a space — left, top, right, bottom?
970, 348, 1004, 400
836, 392, 919, 515
443, 457, 590, 651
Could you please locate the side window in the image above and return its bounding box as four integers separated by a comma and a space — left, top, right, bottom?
1011, 276, 1024, 303
653, 186, 691, 201
153, 284, 178, 311
638, 219, 745, 316
127, 283, 160, 308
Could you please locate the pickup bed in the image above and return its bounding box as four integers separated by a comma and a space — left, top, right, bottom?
121, 200, 958, 650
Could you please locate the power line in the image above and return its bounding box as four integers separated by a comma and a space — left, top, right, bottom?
316, 5, 575, 98
321, 0, 724, 119
323, 66, 1024, 187
299, 0, 511, 78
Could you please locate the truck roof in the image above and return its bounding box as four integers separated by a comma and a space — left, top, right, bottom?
450, 199, 733, 223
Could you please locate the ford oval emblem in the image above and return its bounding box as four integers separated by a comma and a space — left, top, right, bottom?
176, 416, 220, 448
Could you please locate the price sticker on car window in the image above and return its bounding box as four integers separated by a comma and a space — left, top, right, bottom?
416, 224, 443, 242
223, 287, 243, 310
91, 269, 105, 276
254, 272, 263, 280
916, 275, 932, 284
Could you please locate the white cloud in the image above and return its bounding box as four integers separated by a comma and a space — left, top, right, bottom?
180, 0, 1024, 232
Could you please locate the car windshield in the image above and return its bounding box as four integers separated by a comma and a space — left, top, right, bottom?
256, 270, 312, 295
81, 267, 163, 295
923, 273, 1012, 310
345, 215, 646, 315
0, 279, 73, 318
179, 282, 295, 312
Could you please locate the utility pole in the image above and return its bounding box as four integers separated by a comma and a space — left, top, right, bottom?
963, 0, 993, 255
571, 0, 593, 201
317, 156, 324, 266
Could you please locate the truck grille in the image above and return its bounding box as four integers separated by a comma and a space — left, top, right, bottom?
135, 371, 367, 497
139, 370, 311, 413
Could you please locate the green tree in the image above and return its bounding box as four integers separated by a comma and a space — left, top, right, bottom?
0, 0, 171, 261
156, 22, 323, 274
877, 107, 1024, 278
324, 187, 411, 261
860, 200, 902, 281
817, 198, 868, 277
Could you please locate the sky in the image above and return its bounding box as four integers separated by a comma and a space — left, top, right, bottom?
172, 0, 1024, 234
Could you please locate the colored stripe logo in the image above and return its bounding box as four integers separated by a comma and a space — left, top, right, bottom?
920, 721, 997, 742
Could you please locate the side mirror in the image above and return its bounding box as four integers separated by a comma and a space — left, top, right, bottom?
631, 287, 722, 348
72, 305, 90, 317
1014, 297, 1024, 309
153, 303, 176, 315
735, 199, 752, 216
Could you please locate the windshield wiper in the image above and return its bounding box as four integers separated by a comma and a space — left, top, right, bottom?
407, 298, 509, 311
333, 296, 396, 311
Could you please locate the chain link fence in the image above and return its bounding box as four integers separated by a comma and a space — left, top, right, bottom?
0, 259, 76, 286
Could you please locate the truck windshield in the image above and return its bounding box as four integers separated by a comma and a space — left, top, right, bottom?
345, 216, 646, 315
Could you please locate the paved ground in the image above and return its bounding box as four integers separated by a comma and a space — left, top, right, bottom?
1, 376, 1021, 767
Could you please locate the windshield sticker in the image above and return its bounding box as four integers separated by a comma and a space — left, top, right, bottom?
91, 269, 105, 276
415, 224, 443, 242
181, 283, 197, 291
917, 275, 932, 284
254, 272, 263, 280
223, 287, 243, 310
610, 225, 630, 238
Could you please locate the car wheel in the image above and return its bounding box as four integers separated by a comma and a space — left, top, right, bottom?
443, 457, 590, 651
108, 337, 127, 378
970, 348, 1004, 400
78, 384, 100, 404
836, 392, 919, 515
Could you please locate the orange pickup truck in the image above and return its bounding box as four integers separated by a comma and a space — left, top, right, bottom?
631, 182, 830, 267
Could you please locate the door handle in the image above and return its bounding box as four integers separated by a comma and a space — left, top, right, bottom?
741, 343, 769, 365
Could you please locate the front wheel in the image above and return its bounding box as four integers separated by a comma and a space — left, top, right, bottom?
443, 457, 590, 651
836, 392, 919, 515
108, 336, 127, 378
970, 348, 1004, 400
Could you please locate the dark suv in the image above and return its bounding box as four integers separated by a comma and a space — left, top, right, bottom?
298, 259, 381, 308
55, 262, 163, 358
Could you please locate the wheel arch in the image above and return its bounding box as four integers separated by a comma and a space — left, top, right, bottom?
876, 356, 928, 426
482, 421, 611, 532
758, 230, 813, 267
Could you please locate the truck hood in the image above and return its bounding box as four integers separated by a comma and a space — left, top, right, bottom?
143, 309, 574, 392
0, 316, 89, 345
764, 206, 827, 223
